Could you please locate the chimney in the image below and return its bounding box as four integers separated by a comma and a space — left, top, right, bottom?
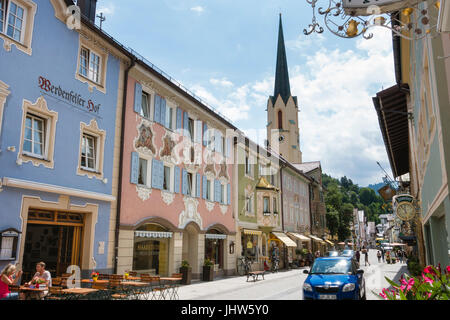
77, 0, 97, 24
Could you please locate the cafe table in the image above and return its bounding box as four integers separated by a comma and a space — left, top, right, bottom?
123, 276, 141, 281
18, 286, 48, 300
61, 287, 99, 300
159, 277, 181, 300
80, 279, 109, 288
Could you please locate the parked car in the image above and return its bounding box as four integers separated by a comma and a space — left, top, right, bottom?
302, 256, 366, 300
325, 251, 339, 257
340, 249, 355, 257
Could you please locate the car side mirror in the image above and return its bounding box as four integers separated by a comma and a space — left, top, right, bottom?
303, 270, 310, 274
357, 269, 364, 275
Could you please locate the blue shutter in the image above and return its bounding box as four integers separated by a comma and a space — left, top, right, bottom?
174, 166, 180, 193
203, 122, 208, 147
202, 175, 207, 199
151, 159, 163, 190
160, 97, 166, 126
182, 169, 188, 195
130, 152, 139, 184
154, 95, 161, 124
176, 107, 183, 132
227, 183, 231, 205
134, 82, 142, 113
214, 180, 220, 202
196, 173, 201, 198
183, 111, 189, 137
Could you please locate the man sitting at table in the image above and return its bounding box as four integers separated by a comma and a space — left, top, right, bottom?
22, 262, 52, 300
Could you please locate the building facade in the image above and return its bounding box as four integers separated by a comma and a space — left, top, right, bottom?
0, 0, 130, 279
374, 1, 449, 266
116, 61, 237, 278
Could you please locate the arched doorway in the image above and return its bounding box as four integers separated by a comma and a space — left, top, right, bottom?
204, 228, 226, 271
133, 223, 171, 275
182, 223, 200, 275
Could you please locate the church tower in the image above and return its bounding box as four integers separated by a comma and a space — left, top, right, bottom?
267, 14, 302, 164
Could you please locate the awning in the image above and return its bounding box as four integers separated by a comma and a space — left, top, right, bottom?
135, 231, 173, 238
287, 233, 311, 242
376, 238, 385, 241
272, 232, 297, 247
243, 229, 262, 236
324, 239, 334, 246
309, 235, 326, 244
390, 242, 406, 246
205, 234, 227, 240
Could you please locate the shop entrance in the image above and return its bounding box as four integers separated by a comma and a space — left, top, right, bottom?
22, 210, 83, 282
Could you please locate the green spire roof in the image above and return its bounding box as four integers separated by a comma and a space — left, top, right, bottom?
273, 14, 291, 105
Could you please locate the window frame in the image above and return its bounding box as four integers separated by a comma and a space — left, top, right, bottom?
165, 104, 175, 130
137, 156, 151, 188
263, 196, 270, 215
80, 132, 98, 172
162, 163, 174, 192
78, 46, 102, 85
23, 112, 46, 159
3, 0, 26, 43
140, 91, 151, 120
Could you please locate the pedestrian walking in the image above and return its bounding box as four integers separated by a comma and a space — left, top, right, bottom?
363, 249, 370, 266
355, 250, 361, 265
381, 248, 385, 262
397, 250, 403, 263
377, 250, 382, 263
306, 250, 313, 266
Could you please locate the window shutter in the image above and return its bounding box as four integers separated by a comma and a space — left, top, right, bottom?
196, 173, 201, 198
130, 152, 139, 184
202, 175, 207, 199
160, 97, 166, 126
154, 95, 161, 124
214, 180, 220, 202
227, 183, 231, 205
151, 159, 163, 190
174, 166, 180, 193
134, 82, 142, 114
176, 107, 183, 133
203, 122, 208, 147
183, 111, 189, 137
182, 169, 188, 195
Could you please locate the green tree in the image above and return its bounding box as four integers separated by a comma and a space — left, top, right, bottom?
326, 205, 339, 237
359, 187, 378, 206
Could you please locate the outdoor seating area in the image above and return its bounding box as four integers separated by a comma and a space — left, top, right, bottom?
9, 271, 182, 301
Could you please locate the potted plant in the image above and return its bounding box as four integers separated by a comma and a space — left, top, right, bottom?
91, 271, 99, 282
202, 259, 214, 281
179, 260, 192, 285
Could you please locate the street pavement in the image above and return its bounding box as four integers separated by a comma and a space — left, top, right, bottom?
177, 249, 408, 300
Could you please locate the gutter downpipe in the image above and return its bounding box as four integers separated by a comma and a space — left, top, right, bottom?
114, 58, 136, 273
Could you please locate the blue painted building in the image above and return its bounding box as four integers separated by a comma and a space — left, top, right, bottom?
0, 0, 130, 279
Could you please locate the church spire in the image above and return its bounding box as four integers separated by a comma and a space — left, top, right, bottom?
273, 14, 291, 105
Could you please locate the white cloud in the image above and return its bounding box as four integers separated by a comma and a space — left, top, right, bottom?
190, 6, 205, 14
210, 78, 234, 88
97, 3, 116, 16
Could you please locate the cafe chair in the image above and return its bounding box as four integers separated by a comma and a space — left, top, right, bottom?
171, 273, 183, 279
45, 286, 65, 300
128, 271, 138, 277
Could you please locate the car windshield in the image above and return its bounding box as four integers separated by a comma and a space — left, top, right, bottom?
341, 250, 353, 256
310, 259, 352, 275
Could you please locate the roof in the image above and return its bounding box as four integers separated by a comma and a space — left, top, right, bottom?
373, 84, 410, 178
271, 14, 294, 106
292, 161, 321, 174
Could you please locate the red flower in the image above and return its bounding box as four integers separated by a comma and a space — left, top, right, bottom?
423, 266, 436, 275
446, 266, 450, 274
422, 273, 434, 285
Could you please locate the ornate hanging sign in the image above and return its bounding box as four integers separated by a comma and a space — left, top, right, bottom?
392, 194, 416, 221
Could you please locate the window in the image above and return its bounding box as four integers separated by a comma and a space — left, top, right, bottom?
245, 153, 252, 177
80, 134, 97, 170
166, 106, 174, 130
273, 197, 278, 214
278, 110, 283, 129
246, 194, 254, 213
206, 179, 212, 201
79, 47, 101, 84
263, 197, 270, 214
187, 172, 193, 196
140, 92, 150, 119
138, 158, 148, 186
163, 165, 171, 191
220, 184, 225, 204
24, 113, 44, 157
188, 118, 194, 140
0, 0, 25, 42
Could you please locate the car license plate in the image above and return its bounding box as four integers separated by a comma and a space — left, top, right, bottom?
319, 295, 337, 300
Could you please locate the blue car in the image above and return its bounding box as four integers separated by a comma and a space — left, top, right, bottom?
302, 256, 366, 300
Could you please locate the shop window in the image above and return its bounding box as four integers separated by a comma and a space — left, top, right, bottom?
241, 234, 258, 261
0, 228, 20, 260
0, 0, 36, 55
205, 230, 225, 268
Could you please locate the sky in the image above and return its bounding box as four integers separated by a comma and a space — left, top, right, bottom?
95, 0, 397, 187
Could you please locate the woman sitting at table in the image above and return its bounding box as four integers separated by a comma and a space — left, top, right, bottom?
24, 261, 52, 300
0, 264, 22, 300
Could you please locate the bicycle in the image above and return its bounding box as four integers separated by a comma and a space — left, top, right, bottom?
271, 258, 279, 273
237, 257, 252, 276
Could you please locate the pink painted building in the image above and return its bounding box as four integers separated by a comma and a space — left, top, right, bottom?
116, 62, 237, 278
